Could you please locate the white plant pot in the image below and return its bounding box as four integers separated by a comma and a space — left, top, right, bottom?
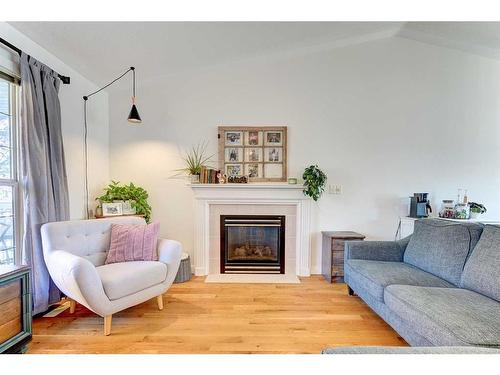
469, 211, 481, 219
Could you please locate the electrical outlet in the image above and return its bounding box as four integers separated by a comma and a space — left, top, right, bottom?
328, 184, 343, 194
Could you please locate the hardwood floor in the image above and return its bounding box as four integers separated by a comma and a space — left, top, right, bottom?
28, 276, 407, 354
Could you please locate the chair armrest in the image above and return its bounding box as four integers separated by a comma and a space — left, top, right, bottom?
158, 239, 183, 285
45, 250, 109, 311
345, 236, 411, 262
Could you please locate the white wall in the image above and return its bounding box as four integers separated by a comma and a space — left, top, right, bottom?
0, 23, 109, 219
108, 36, 500, 273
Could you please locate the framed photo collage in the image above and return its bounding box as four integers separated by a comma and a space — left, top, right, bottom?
218, 126, 287, 182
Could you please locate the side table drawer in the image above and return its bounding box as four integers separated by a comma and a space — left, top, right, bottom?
0, 280, 20, 305
0, 280, 23, 343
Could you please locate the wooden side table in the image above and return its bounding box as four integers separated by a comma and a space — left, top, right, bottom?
0, 265, 32, 354
322, 231, 365, 283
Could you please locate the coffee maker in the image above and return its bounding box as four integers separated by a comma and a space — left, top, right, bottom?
409, 193, 432, 218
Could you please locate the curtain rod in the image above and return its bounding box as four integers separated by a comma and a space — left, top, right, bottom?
0, 37, 71, 84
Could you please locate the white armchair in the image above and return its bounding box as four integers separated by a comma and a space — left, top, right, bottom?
41, 216, 182, 335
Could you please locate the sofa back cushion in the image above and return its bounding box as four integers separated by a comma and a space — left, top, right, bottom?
403, 219, 484, 285
41, 216, 146, 266
105, 222, 160, 264
461, 225, 500, 302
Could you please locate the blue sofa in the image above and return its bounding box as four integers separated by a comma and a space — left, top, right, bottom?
343, 219, 500, 348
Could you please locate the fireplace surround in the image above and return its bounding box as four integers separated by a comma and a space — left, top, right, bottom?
221, 215, 285, 274
190, 183, 312, 278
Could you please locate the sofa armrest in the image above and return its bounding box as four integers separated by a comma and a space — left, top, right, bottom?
345, 236, 411, 262
158, 239, 183, 285
45, 250, 109, 312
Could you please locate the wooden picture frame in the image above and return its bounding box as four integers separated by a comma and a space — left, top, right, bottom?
218, 126, 287, 182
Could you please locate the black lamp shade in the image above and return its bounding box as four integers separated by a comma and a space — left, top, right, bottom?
128, 104, 142, 123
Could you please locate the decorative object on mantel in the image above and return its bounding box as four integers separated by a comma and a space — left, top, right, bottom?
227, 175, 248, 183
96, 181, 152, 223
83, 66, 142, 218
218, 126, 287, 182
322, 231, 365, 283
174, 141, 215, 183
287, 177, 298, 184
302, 165, 327, 201
199, 166, 221, 184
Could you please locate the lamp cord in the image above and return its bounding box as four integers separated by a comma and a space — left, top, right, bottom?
83, 99, 89, 219
85, 67, 133, 100
82, 66, 136, 219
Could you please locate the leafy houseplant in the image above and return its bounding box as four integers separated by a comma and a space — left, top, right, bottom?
175, 141, 215, 182
469, 202, 487, 219
96, 181, 152, 223
302, 165, 327, 201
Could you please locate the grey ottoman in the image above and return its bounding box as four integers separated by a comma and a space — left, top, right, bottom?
174, 252, 192, 283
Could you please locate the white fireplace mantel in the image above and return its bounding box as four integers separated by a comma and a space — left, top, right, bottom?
190, 183, 312, 277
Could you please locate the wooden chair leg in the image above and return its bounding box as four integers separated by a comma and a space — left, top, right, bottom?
104, 315, 112, 336
157, 295, 164, 310
69, 299, 76, 314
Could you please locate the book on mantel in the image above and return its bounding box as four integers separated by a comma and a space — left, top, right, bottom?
199, 166, 221, 184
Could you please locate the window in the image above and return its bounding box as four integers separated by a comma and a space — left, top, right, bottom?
0, 77, 19, 265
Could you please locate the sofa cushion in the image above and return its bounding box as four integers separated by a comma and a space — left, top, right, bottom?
345, 259, 453, 302
384, 285, 500, 347
403, 219, 484, 285
96, 261, 167, 301
461, 225, 500, 302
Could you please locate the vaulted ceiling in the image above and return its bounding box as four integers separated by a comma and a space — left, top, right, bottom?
9, 22, 500, 85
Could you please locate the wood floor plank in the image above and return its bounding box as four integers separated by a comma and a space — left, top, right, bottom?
28, 276, 407, 354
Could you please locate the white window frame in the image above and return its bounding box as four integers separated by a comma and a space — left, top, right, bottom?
0, 77, 22, 265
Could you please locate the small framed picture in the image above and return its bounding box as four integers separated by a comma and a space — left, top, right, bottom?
225, 147, 243, 162
265, 147, 282, 162
225, 164, 243, 177
245, 147, 262, 162
264, 131, 282, 146
102, 202, 123, 217
225, 131, 243, 146
245, 131, 262, 146
245, 163, 263, 178
264, 163, 283, 179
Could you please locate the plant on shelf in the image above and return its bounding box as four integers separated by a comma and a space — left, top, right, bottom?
469, 202, 487, 219
174, 141, 215, 183
96, 181, 152, 223
302, 165, 327, 201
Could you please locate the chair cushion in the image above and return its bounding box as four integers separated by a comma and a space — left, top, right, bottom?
461, 225, 500, 302
105, 222, 160, 264
345, 259, 453, 302
403, 219, 484, 285
96, 261, 167, 300
384, 285, 500, 347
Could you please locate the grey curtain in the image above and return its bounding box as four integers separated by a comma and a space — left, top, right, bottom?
20, 52, 70, 315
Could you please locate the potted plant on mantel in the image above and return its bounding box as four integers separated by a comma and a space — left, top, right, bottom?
174, 141, 215, 183
302, 165, 327, 201
96, 181, 152, 223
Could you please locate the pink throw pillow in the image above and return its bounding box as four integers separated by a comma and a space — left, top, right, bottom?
105, 222, 160, 264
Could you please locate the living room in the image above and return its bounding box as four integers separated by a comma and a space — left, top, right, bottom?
0, 0, 499, 372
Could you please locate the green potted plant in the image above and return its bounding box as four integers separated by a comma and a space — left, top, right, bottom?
175, 141, 215, 183
469, 202, 487, 219
302, 165, 327, 201
96, 181, 152, 223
